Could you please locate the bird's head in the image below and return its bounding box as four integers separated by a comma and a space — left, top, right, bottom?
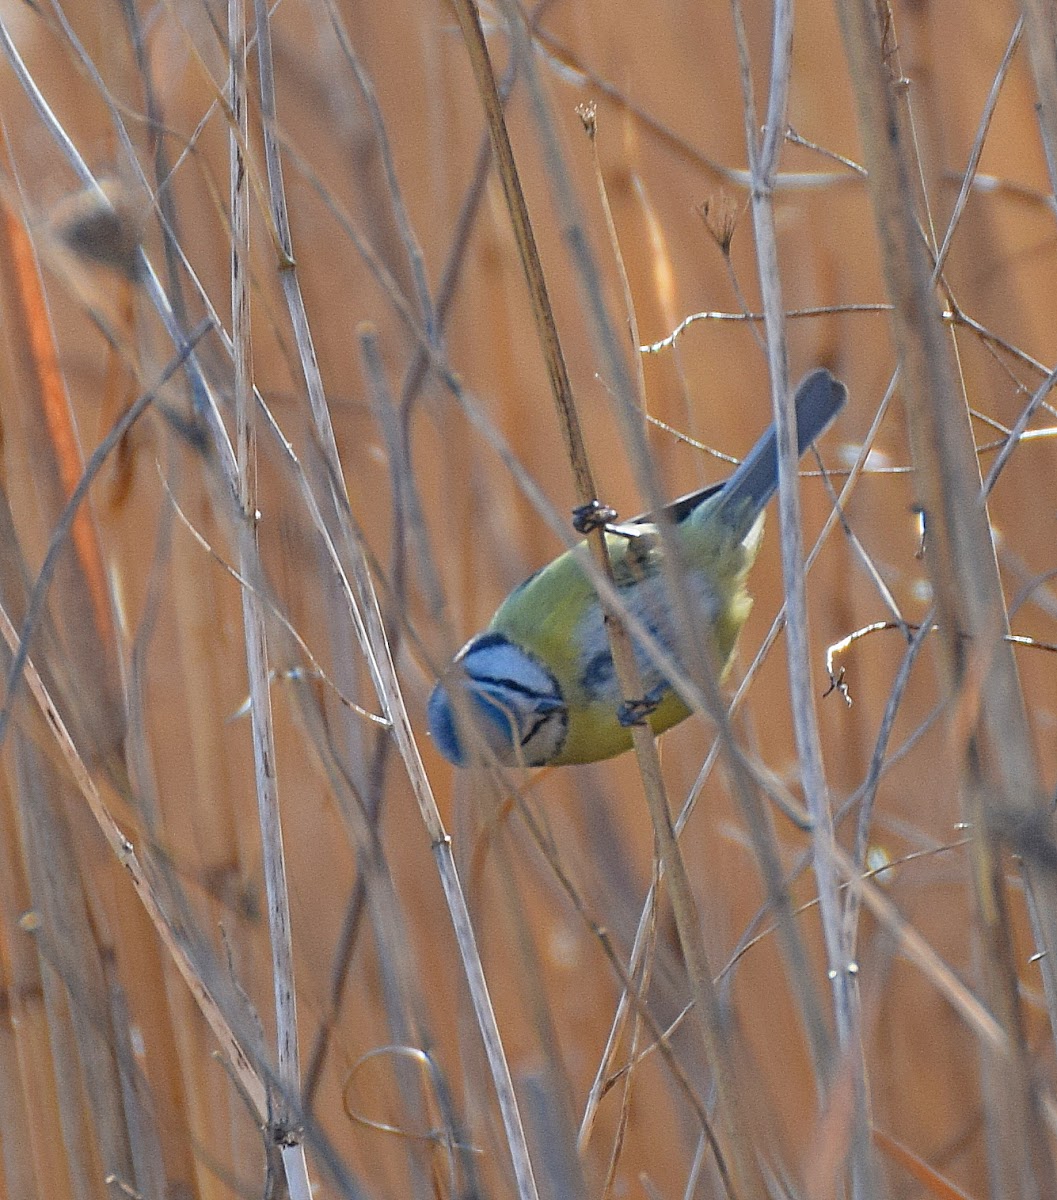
427, 632, 568, 767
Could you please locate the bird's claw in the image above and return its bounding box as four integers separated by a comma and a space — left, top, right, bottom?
617, 686, 665, 727
572, 499, 618, 534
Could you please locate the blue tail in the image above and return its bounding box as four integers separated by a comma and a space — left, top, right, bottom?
709, 367, 847, 528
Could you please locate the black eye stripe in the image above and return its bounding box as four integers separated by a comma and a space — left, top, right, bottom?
468, 672, 562, 705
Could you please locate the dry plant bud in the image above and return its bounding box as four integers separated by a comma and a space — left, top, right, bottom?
697, 192, 740, 255
576, 100, 597, 139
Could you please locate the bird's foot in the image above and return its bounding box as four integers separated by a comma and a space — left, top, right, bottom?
572, 499, 618, 534
617, 683, 667, 727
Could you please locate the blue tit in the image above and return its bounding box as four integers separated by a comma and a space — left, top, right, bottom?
428, 368, 847, 768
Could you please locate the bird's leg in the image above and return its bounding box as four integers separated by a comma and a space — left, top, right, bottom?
617, 681, 668, 727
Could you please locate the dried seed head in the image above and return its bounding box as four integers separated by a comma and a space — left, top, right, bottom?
53, 179, 142, 280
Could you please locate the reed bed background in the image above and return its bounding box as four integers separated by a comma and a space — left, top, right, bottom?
0, 0, 1054, 1197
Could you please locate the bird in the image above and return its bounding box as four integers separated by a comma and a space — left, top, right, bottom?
428, 368, 847, 768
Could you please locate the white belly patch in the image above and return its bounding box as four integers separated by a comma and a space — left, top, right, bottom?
572, 570, 722, 706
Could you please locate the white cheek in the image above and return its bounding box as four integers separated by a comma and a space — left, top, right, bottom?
519, 712, 568, 767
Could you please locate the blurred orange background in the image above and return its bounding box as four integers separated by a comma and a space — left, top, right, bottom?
0, 0, 1054, 1197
